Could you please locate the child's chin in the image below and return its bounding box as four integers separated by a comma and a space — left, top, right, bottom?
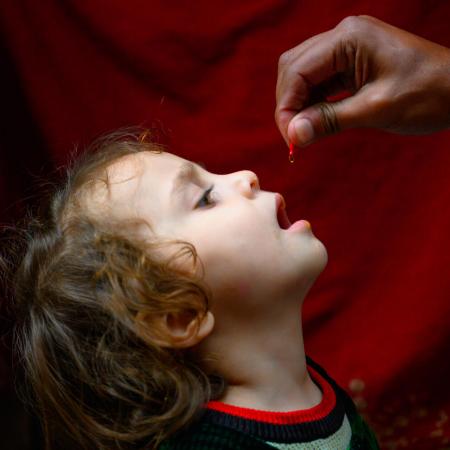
306, 241, 329, 278
315, 240, 329, 270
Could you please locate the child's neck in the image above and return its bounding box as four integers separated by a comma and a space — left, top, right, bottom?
203, 307, 323, 412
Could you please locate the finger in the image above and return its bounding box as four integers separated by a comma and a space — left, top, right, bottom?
275, 32, 338, 145
276, 74, 355, 147
287, 86, 378, 147
276, 30, 332, 102
275, 28, 355, 140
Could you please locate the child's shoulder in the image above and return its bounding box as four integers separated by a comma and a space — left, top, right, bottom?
306, 355, 380, 450
159, 420, 274, 450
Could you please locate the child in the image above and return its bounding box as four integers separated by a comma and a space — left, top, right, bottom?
3, 129, 380, 449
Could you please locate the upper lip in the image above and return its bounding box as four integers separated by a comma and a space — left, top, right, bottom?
275, 193, 286, 212
275, 193, 291, 229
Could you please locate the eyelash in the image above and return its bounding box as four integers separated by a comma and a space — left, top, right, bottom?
195, 185, 215, 208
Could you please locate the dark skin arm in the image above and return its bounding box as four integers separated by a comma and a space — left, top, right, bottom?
275, 15, 450, 148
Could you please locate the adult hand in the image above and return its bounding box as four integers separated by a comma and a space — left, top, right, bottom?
275, 15, 450, 147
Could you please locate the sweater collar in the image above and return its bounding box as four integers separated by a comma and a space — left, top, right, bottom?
201, 363, 345, 443
205, 365, 335, 424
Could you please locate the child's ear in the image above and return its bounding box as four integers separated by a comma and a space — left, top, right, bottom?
163, 310, 215, 349
136, 309, 215, 349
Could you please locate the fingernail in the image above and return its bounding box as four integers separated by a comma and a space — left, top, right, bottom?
295, 119, 314, 145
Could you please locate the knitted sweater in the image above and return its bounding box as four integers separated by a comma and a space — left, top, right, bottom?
159, 357, 380, 450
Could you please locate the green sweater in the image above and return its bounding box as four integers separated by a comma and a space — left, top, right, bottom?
160, 356, 379, 450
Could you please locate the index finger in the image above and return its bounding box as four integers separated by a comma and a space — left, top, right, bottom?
275, 26, 352, 144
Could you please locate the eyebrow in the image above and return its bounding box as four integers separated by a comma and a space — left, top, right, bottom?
170, 161, 206, 202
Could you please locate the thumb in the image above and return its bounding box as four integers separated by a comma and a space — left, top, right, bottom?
287, 92, 373, 147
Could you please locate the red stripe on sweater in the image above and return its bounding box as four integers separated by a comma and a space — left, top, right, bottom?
205, 365, 336, 425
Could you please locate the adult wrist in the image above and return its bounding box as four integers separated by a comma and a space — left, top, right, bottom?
436, 46, 450, 129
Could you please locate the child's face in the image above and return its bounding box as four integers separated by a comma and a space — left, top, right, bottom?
102, 151, 327, 322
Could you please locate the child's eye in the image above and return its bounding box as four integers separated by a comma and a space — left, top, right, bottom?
195, 185, 215, 208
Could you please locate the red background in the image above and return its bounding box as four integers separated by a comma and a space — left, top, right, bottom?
1, 1, 449, 449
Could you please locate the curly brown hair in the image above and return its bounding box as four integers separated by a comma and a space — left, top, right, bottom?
1, 128, 224, 450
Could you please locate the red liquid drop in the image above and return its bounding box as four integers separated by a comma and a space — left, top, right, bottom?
289, 142, 295, 163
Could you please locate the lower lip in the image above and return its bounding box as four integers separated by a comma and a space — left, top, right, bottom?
286, 220, 311, 232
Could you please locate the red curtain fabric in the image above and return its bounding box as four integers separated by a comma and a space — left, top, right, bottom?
1, 1, 449, 449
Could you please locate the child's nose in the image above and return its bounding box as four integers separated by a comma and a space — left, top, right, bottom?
234, 170, 260, 197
